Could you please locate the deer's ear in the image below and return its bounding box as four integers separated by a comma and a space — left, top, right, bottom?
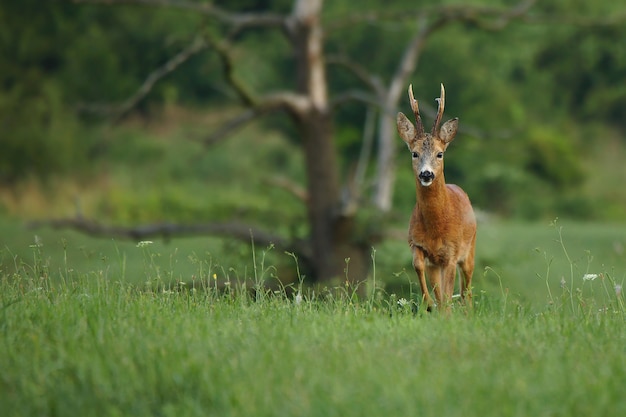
439, 117, 458, 144
397, 112, 416, 145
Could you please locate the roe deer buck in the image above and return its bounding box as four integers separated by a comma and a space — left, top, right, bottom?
397, 83, 476, 310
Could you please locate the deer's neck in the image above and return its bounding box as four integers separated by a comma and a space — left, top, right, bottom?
415, 175, 449, 227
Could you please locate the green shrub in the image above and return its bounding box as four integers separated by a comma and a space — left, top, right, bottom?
0, 82, 91, 183
524, 125, 584, 189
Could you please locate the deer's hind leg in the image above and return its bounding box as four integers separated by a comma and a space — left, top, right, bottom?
443, 263, 457, 302
459, 238, 476, 304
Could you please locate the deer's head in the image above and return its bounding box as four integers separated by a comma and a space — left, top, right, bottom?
397, 83, 458, 187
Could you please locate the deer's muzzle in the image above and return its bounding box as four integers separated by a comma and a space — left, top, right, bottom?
418, 170, 435, 186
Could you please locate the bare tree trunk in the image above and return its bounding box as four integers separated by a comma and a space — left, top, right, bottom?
300, 111, 341, 281
291, 0, 370, 283
291, 0, 341, 281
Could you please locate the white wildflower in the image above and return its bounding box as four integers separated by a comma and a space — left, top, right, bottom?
582, 273, 598, 281
397, 298, 409, 308
136, 241, 154, 248
29, 235, 43, 248
294, 291, 303, 305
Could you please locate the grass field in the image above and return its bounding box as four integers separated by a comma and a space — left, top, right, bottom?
1, 217, 626, 416
1, 262, 624, 416
2, 216, 625, 308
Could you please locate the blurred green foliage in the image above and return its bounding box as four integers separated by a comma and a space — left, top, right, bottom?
525, 125, 584, 189
1, 0, 625, 220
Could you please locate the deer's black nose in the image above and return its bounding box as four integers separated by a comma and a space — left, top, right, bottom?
419, 170, 435, 182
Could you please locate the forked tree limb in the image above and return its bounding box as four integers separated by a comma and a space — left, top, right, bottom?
75, 0, 533, 138
75, 0, 312, 136
329, 0, 536, 107
74, 0, 293, 120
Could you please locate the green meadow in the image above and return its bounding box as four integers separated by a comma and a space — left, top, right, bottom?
3, 216, 625, 308
1, 119, 625, 416
3, 2, 626, 414
2, 218, 625, 417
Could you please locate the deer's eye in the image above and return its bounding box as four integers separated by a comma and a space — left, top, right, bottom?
436, 152, 444, 159
411, 152, 419, 159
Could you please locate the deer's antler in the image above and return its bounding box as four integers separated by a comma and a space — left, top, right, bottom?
408, 84, 425, 136
432, 83, 445, 135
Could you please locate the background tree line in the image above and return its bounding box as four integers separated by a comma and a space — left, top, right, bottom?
1, 0, 626, 282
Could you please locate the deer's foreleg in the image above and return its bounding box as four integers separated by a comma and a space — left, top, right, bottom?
426, 264, 444, 309
412, 246, 434, 309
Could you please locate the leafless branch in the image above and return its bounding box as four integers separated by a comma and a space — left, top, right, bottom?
77, 35, 208, 119
209, 37, 257, 106
210, 29, 312, 114
30, 217, 293, 249
354, 106, 376, 194
341, 106, 377, 216
201, 108, 262, 146
329, 0, 535, 113
200, 91, 311, 145
442, 0, 536, 31
326, 55, 385, 97
386, 12, 439, 106
73, 0, 291, 119
258, 92, 313, 118
265, 176, 308, 203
